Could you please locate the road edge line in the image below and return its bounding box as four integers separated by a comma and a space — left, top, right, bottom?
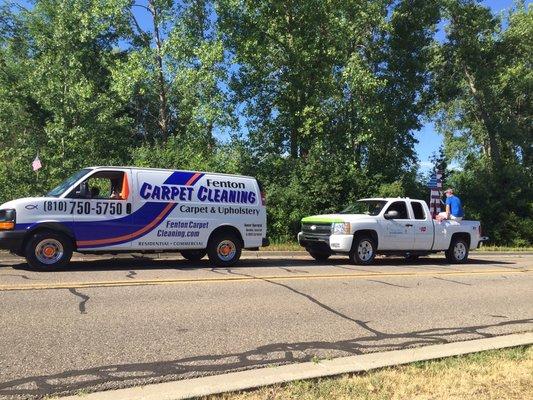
61, 332, 533, 400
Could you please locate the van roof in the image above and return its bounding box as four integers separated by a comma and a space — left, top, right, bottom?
88, 166, 256, 180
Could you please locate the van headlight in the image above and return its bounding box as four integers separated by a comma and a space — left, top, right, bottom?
331, 222, 350, 235
0, 209, 16, 230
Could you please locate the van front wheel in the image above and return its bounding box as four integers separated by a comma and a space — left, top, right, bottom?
25, 232, 73, 271
207, 232, 242, 267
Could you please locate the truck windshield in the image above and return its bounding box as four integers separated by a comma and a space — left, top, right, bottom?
340, 200, 387, 216
47, 169, 91, 197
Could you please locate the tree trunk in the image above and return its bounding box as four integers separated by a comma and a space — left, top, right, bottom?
149, 0, 169, 139
463, 66, 501, 168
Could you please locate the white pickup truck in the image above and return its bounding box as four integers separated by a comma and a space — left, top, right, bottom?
298, 197, 488, 264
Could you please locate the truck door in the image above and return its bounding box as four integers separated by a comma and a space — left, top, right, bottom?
380, 201, 414, 250
409, 201, 433, 250
66, 169, 134, 250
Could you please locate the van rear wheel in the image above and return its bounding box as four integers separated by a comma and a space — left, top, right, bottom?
25, 232, 73, 271
207, 232, 242, 267
181, 249, 207, 262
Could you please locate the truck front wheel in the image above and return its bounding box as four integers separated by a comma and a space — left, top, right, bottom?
445, 238, 469, 263
25, 232, 73, 271
350, 236, 376, 265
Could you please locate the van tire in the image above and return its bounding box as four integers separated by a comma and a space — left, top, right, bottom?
350, 236, 376, 265
181, 249, 207, 262
445, 237, 469, 264
308, 251, 330, 261
207, 232, 242, 267
25, 232, 73, 271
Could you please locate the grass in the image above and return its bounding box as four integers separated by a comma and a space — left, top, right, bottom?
474, 245, 533, 252
204, 346, 533, 400
258, 242, 533, 252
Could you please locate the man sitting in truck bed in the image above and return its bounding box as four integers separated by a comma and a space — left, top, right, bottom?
437, 188, 464, 222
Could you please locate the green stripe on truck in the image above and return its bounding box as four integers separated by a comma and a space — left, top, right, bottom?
301, 216, 343, 223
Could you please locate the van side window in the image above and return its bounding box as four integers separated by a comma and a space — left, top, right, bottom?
67, 171, 129, 200
385, 201, 408, 219
411, 202, 426, 220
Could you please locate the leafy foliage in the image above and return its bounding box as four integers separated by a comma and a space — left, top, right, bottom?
0, 0, 530, 244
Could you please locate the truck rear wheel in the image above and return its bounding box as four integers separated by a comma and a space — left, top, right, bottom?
350, 236, 376, 265
207, 232, 242, 267
181, 249, 207, 262
445, 238, 469, 263
25, 232, 73, 271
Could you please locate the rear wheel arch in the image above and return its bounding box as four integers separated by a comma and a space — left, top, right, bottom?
208, 225, 244, 248
449, 232, 471, 248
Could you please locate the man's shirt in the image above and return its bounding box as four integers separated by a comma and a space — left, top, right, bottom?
446, 195, 464, 217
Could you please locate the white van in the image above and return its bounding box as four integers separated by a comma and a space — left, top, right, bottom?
0, 167, 268, 270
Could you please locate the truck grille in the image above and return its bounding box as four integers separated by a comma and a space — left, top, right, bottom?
302, 222, 331, 235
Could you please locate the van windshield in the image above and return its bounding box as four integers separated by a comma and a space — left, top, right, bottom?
340, 200, 387, 216
47, 169, 91, 197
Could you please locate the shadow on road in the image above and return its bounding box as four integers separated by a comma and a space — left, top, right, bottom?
0, 317, 531, 399
4, 254, 516, 273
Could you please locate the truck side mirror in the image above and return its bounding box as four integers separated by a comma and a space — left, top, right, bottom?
384, 210, 399, 219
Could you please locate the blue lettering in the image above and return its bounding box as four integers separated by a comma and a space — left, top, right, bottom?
161, 186, 171, 200
152, 186, 161, 200
197, 186, 207, 201
171, 187, 180, 200
140, 182, 152, 199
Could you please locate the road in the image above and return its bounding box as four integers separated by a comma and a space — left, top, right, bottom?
0, 251, 532, 399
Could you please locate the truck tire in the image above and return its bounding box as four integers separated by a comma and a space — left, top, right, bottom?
207, 232, 242, 267
308, 251, 330, 261
445, 237, 469, 264
181, 249, 207, 262
350, 236, 376, 265
25, 231, 73, 271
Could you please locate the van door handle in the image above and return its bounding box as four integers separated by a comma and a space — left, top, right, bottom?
126, 203, 132, 214
405, 224, 413, 227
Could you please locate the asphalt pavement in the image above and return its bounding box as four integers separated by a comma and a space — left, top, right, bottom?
0, 251, 531, 399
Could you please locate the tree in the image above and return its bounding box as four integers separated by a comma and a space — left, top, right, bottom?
112, 0, 232, 145
0, 0, 133, 200
431, 1, 532, 245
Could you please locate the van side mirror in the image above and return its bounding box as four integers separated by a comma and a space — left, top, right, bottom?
74, 181, 89, 198
384, 210, 399, 219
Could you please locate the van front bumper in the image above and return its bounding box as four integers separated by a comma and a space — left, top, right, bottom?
0, 230, 25, 252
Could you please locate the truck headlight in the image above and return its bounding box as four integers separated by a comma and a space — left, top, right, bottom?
0, 209, 16, 230
332, 222, 350, 235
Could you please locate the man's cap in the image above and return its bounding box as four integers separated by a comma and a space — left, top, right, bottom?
444, 188, 454, 194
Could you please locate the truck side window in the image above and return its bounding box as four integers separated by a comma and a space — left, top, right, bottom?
411, 202, 426, 220
385, 201, 408, 219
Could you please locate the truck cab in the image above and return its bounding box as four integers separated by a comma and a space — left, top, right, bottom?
298, 197, 488, 264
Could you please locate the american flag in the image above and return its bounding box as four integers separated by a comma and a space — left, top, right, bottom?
427, 175, 439, 189
32, 155, 42, 171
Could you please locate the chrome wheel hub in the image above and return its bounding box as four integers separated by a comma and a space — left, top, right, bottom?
217, 240, 236, 261
454, 242, 467, 260
35, 239, 64, 265
357, 240, 373, 262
